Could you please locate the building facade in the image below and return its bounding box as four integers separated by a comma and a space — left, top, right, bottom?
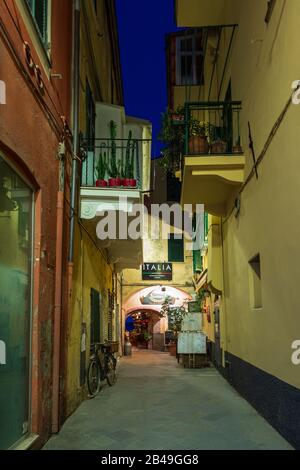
173, 0, 300, 449
63, 0, 153, 420
0, 0, 73, 449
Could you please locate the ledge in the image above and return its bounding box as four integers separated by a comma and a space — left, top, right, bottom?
181, 155, 245, 216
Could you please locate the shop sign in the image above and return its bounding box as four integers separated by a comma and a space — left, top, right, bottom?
0, 340, 6, 365
142, 263, 173, 281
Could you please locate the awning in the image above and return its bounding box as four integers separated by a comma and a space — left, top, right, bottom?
194, 269, 208, 292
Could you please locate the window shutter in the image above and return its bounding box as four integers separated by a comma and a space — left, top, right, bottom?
168, 234, 184, 262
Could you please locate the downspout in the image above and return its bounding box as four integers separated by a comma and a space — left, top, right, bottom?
69, 0, 81, 267
52, 0, 81, 434
52, 151, 65, 433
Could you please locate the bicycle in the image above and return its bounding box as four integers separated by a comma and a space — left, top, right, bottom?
87, 342, 117, 397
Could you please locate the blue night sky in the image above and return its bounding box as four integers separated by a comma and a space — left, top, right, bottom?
116, 0, 179, 158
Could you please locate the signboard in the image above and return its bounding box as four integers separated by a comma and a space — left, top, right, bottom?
142, 263, 173, 281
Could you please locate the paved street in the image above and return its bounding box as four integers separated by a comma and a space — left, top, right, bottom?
44, 350, 293, 450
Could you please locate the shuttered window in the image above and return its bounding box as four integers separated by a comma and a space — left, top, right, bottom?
168, 234, 184, 263
26, 0, 49, 45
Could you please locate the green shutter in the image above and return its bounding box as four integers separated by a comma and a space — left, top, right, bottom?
168, 234, 184, 262
27, 0, 48, 44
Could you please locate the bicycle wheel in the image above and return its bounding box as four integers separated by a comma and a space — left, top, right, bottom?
106, 354, 117, 386
87, 358, 101, 397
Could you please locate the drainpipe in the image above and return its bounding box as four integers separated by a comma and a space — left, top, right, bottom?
69, 0, 81, 266
52, 152, 65, 434
51, 0, 81, 434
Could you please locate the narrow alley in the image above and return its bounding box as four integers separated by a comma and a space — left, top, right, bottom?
44, 351, 292, 451
1, 0, 300, 454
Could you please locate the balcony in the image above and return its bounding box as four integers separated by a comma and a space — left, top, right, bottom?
179, 101, 245, 216
80, 137, 151, 271
175, 0, 238, 27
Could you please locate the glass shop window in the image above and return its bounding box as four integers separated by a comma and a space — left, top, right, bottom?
0, 155, 33, 449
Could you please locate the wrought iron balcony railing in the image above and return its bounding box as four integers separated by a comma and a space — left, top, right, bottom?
183, 101, 243, 156
80, 138, 151, 189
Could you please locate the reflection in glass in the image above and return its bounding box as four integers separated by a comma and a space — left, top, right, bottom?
0, 155, 32, 449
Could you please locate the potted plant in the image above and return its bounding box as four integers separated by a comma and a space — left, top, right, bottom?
108, 120, 121, 187
158, 107, 185, 174
123, 130, 133, 187
161, 299, 188, 357
210, 126, 228, 154
128, 143, 137, 187
95, 151, 107, 187
232, 136, 243, 154
189, 120, 212, 154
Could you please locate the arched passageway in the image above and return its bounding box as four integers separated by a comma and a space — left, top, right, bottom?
123, 286, 192, 351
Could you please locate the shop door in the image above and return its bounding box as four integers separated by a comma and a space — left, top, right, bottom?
0, 156, 33, 449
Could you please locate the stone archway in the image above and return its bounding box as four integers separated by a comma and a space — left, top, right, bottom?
122, 286, 192, 351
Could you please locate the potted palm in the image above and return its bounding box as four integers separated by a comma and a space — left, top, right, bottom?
95, 151, 107, 187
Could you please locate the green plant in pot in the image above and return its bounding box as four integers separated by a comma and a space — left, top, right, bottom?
210, 126, 228, 154
158, 107, 185, 174
108, 120, 121, 187
95, 151, 107, 187
123, 130, 136, 187
189, 120, 213, 155
128, 142, 137, 187
232, 136, 243, 154
161, 299, 188, 357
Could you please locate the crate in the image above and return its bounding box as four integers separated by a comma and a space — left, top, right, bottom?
180, 354, 210, 369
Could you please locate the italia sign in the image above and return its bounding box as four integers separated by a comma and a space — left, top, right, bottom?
142, 263, 173, 281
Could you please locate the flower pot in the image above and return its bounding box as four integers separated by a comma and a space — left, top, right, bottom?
232, 145, 243, 154
128, 178, 137, 187
109, 178, 122, 187
122, 178, 131, 187
96, 179, 108, 188
211, 140, 227, 154
169, 343, 177, 357
171, 114, 184, 124
189, 136, 209, 154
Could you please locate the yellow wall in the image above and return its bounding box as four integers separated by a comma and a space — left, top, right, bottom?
179, 0, 300, 389
122, 214, 194, 303
66, 225, 113, 414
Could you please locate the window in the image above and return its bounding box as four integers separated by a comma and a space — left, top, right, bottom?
265, 0, 276, 23
249, 254, 263, 309
86, 80, 96, 149
26, 0, 49, 45
168, 234, 184, 263
176, 34, 204, 86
